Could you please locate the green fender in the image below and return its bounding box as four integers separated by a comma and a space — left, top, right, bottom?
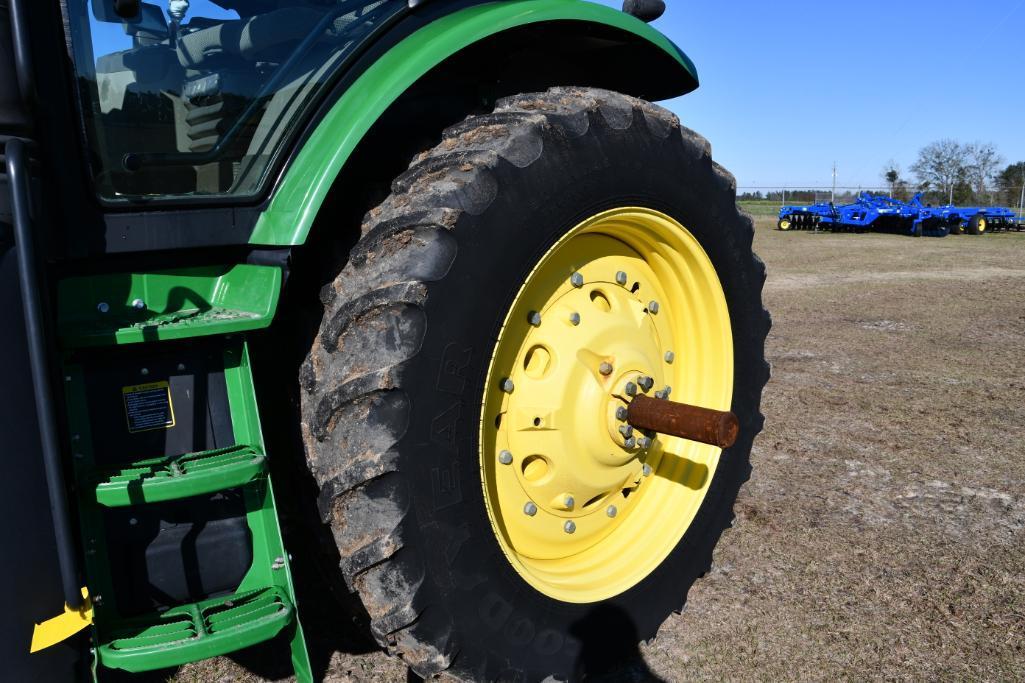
249, 0, 698, 246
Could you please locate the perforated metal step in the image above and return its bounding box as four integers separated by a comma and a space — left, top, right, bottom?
98, 586, 293, 672
92, 444, 266, 507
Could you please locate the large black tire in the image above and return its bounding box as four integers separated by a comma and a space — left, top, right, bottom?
299, 87, 770, 680
967, 213, 986, 235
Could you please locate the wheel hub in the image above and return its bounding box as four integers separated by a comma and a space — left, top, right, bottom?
497, 263, 671, 549
480, 207, 734, 602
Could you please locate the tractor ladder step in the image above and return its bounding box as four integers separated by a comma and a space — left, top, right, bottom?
97, 586, 294, 673
57, 264, 281, 348
53, 266, 312, 681
91, 444, 267, 507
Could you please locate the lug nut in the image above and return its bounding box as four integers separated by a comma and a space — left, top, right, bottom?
638, 436, 653, 449
624, 436, 636, 449
97, 302, 110, 313
625, 382, 637, 396
663, 385, 672, 398
615, 406, 628, 421
638, 376, 654, 391
563, 521, 576, 534
619, 425, 634, 438
501, 378, 515, 393
527, 311, 542, 326
615, 271, 628, 285
498, 450, 513, 465
648, 300, 660, 314
570, 272, 584, 288
599, 362, 613, 376
524, 502, 538, 516
643, 463, 653, 477
132, 298, 146, 310
564, 495, 575, 508
606, 505, 618, 518
569, 312, 581, 326
664, 351, 675, 363
654, 389, 665, 399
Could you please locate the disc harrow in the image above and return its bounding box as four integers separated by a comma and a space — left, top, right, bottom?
777, 192, 1020, 237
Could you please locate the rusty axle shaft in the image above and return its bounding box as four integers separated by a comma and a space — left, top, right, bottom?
626, 394, 739, 449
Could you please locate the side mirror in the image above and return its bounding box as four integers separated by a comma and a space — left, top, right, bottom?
93, 0, 140, 22
622, 0, 665, 23
115, 0, 141, 18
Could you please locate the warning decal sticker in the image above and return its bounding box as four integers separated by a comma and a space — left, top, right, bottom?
122, 381, 175, 433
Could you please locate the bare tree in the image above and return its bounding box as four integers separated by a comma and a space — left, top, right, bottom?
911, 139, 970, 204
966, 142, 1003, 202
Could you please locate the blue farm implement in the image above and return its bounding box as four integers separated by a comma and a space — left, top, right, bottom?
778, 192, 1019, 237
910, 198, 1021, 234
778, 193, 945, 236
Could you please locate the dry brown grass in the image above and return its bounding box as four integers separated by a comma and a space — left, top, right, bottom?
640, 222, 1025, 681
176, 220, 1025, 682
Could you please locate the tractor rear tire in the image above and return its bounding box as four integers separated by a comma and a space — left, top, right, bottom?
299, 87, 769, 681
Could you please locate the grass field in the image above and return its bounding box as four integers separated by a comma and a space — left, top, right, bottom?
169, 217, 1025, 682
738, 200, 784, 217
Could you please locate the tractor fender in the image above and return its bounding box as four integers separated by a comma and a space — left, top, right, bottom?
250, 0, 698, 246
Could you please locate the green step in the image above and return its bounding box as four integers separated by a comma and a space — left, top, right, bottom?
92, 444, 267, 507
98, 586, 294, 672
57, 263, 281, 348
64, 341, 313, 681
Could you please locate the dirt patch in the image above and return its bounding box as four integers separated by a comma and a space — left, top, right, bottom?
176, 223, 1025, 681
769, 266, 1025, 291
638, 226, 1025, 681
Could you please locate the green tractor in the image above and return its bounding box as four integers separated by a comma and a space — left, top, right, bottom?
1, 0, 768, 679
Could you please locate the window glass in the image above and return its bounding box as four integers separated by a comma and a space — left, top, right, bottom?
66, 0, 403, 202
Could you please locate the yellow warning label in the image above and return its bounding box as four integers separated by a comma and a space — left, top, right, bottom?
122, 381, 175, 433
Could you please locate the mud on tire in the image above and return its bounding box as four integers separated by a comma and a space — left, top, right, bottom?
299, 87, 770, 680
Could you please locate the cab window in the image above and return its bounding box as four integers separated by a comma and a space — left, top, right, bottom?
66, 0, 402, 202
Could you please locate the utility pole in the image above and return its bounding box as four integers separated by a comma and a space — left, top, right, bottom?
1018, 170, 1024, 219
831, 162, 836, 204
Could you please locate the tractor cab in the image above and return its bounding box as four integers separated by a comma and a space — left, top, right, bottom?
69, 0, 401, 200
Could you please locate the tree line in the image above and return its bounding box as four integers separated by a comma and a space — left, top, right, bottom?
883, 141, 1024, 207
738, 189, 864, 204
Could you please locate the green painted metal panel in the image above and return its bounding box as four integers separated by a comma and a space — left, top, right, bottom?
250, 0, 697, 246
57, 264, 282, 348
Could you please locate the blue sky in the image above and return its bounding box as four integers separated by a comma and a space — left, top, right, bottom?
593, 0, 1025, 190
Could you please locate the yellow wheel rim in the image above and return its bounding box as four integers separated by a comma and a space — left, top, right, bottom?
978, 218, 987, 233
479, 207, 734, 603
779, 219, 791, 231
